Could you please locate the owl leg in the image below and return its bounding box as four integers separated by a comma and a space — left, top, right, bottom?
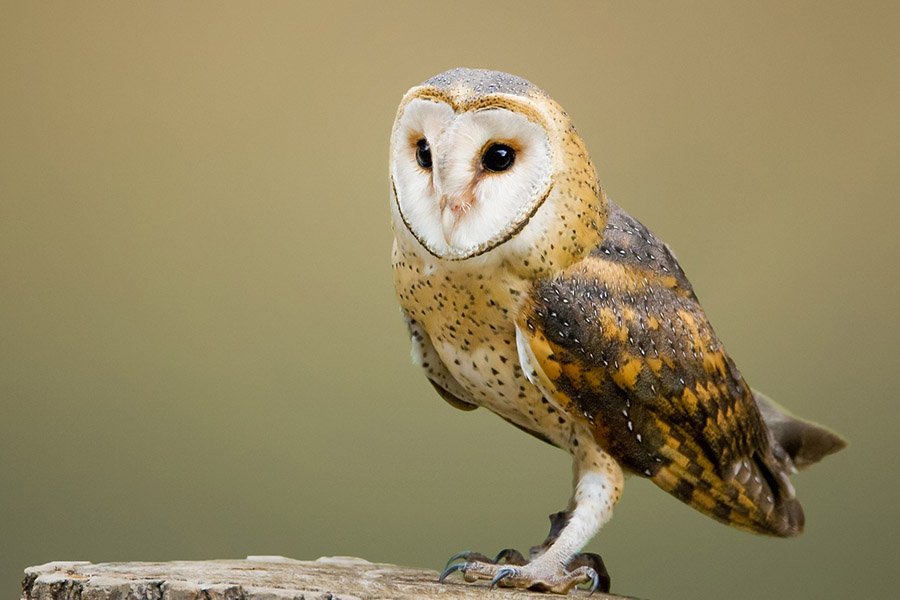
529, 512, 611, 592
527, 509, 571, 558
440, 445, 623, 594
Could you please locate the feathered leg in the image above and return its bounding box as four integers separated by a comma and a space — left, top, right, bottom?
441, 444, 623, 594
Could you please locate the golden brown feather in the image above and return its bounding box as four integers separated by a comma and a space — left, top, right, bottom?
517, 201, 804, 536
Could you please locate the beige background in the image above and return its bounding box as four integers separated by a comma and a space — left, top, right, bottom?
2, 2, 898, 599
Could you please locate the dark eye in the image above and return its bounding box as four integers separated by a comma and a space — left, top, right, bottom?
482, 143, 516, 172
415, 139, 432, 169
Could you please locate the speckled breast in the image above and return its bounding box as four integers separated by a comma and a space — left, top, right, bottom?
393, 250, 576, 450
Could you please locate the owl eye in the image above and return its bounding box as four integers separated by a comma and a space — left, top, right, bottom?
482, 143, 516, 172
415, 139, 432, 169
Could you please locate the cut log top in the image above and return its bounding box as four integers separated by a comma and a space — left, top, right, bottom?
21, 556, 639, 600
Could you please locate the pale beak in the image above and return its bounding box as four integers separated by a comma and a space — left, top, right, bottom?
440, 193, 475, 244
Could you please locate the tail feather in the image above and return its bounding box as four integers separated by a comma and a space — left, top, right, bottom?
753, 390, 848, 470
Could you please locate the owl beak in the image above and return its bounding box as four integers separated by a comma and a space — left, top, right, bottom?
440, 194, 473, 215
440, 193, 475, 243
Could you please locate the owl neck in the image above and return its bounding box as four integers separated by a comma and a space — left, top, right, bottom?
499, 176, 609, 281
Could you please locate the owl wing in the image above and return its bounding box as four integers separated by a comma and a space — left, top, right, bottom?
515, 201, 804, 536
403, 310, 478, 411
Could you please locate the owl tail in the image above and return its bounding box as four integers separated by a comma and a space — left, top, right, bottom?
752, 390, 848, 471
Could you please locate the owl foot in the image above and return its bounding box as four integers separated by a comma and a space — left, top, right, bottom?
439, 550, 609, 594
564, 553, 610, 593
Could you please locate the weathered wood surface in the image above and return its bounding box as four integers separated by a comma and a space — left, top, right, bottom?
21, 556, 638, 600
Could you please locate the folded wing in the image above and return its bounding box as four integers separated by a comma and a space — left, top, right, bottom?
515, 203, 811, 536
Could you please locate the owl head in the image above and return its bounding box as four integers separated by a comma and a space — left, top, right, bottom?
389, 68, 608, 276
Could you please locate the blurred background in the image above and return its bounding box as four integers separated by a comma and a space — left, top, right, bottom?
2, 2, 898, 599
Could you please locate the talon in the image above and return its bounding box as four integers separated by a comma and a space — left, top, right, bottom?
443, 551, 472, 569
490, 566, 516, 590
567, 552, 610, 593
493, 548, 527, 565
439, 562, 466, 583
586, 567, 600, 596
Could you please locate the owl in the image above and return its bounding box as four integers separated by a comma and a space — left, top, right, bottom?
389, 68, 846, 594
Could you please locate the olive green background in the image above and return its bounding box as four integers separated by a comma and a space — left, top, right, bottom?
2, 2, 898, 599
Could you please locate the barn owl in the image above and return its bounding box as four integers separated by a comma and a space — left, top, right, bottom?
389, 68, 845, 594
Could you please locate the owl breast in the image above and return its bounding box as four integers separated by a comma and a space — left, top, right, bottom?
393, 246, 577, 450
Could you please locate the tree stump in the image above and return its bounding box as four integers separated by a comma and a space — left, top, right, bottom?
21, 556, 638, 600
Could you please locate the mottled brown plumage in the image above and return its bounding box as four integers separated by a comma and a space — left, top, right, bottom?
518, 202, 802, 535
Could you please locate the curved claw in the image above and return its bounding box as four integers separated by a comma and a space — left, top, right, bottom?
439, 562, 466, 583
443, 551, 472, 570
490, 566, 517, 590
493, 548, 527, 566
585, 567, 600, 596
568, 552, 610, 593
